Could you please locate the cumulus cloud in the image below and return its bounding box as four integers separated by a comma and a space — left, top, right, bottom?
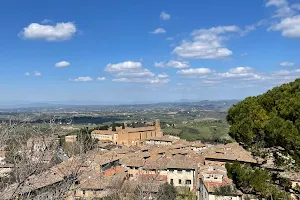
25, 72, 30, 76
280, 61, 296, 66
105, 61, 142, 72
154, 60, 190, 68
112, 77, 169, 84
33, 71, 41, 76
154, 62, 165, 68
150, 28, 166, 34
157, 73, 169, 78
19, 22, 77, 41
266, 0, 295, 18
71, 76, 93, 82
55, 61, 70, 67
228, 67, 253, 74
41, 19, 52, 24
215, 67, 263, 80
177, 68, 212, 75
173, 26, 240, 59
266, 0, 287, 7
106, 61, 166, 84
269, 15, 300, 38
97, 77, 106, 81
115, 69, 155, 78
160, 12, 171, 20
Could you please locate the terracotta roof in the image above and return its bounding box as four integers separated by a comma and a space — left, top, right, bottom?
123, 126, 156, 133
91, 130, 116, 135
203, 143, 257, 163
146, 135, 176, 142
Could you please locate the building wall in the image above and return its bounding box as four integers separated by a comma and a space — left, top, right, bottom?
91, 133, 114, 142
166, 169, 195, 190
126, 167, 195, 190
198, 179, 242, 200
117, 120, 163, 146
145, 140, 172, 146
65, 135, 77, 143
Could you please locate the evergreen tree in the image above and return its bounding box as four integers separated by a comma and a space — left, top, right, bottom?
112, 122, 116, 131
227, 78, 300, 165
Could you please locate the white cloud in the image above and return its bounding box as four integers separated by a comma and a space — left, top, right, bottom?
265, 0, 295, 18
154, 62, 165, 67
177, 68, 212, 75
150, 28, 166, 34
97, 77, 106, 81
41, 19, 52, 24
228, 66, 253, 74
150, 78, 170, 84
115, 69, 155, 78
215, 67, 262, 80
105, 61, 142, 72
269, 15, 300, 38
280, 61, 296, 66
157, 73, 169, 78
167, 60, 190, 68
72, 76, 93, 82
166, 37, 174, 40
112, 77, 169, 84
155, 60, 190, 68
173, 25, 240, 59
266, 0, 287, 7
19, 22, 77, 41
55, 61, 70, 67
25, 72, 30, 76
241, 53, 248, 57
160, 12, 171, 20
33, 71, 41, 76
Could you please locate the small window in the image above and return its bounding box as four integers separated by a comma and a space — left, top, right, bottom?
169, 169, 174, 173
186, 170, 191, 173
177, 170, 182, 174
170, 179, 174, 185
83, 190, 85, 195
179, 179, 182, 184
185, 180, 192, 185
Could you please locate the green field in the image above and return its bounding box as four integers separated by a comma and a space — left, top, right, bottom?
162, 122, 232, 143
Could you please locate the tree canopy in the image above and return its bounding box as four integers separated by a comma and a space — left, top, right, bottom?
226, 162, 290, 199
227, 79, 300, 164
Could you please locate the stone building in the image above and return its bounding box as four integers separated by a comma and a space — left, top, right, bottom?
91, 120, 163, 146
117, 119, 163, 146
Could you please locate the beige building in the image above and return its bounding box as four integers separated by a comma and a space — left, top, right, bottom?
117, 119, 163, 146
91, 120, 163, 146
91, 130, 117, 143
145, 135, 178, 146
65, 135, 77, 143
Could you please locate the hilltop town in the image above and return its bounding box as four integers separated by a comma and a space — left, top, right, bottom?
0, 117, 299, 200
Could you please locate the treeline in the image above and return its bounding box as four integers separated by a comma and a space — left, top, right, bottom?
227, 78, 300, 165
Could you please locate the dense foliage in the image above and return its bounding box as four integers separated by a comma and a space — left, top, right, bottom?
227, 79, 300, 164
226, 162, 290, 199
157, 182, 177, 200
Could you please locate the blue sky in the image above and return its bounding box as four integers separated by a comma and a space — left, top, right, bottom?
0, 0, 300, 104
